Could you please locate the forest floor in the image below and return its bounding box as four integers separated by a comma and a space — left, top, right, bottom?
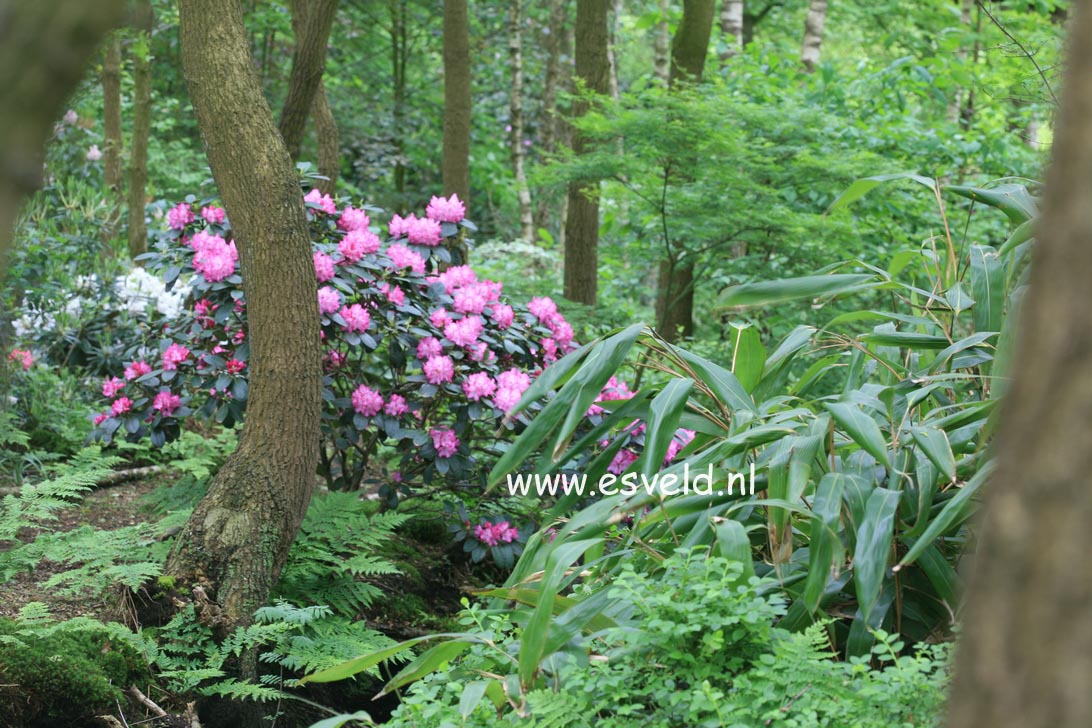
0, 476, 469, 635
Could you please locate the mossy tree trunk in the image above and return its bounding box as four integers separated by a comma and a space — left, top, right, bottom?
167, 0, 322, 640
127, 0, 154, 262
0, 0, 127, 275
562, 0, 610, 306
278, 0, 339, 161
946, 4, 1092, 726
655, 0, 714, 342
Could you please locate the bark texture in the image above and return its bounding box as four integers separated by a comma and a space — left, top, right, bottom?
653, 0, 671, 83
946, 4, 1092, 726
562, 0, 611, 306
168, 0, 322, 635
0, 0, 127, 272
719, 0, 744, 58
656, 0, 715, 342
800, 0, 827, 72
670, 0, 716, 83
312, 81, 340, 195
509, 0, 534, 242
102, 34, 124, 194
277, 0, 339, 161
128, 0, 155, 262
442, 0, 471, 204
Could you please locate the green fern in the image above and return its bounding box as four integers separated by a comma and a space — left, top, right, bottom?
277, 492, 409, 617
0, 447, 119, 544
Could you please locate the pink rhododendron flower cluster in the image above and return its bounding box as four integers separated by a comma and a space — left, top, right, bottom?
168, 202, 194, 230
338, 207, 371, 232
351, 384, 384, 416
162, 343, 190, 371
190, 231, 238, 282
314, 251, 337, 282
339, 229, 381, 262
405, 215, 443, 246
125, 361, 152, 380
472, 520, 518, 546
7, 348, 33, 370
153, 390, 181, 416
425, 193, 466, 223
430, 427, 460, 458
304, 188, 337, 215
340, 303, 371, 333
317, 286, 342, 315
201, 206, 225, 224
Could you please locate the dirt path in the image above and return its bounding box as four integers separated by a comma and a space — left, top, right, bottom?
0, 479, 160, 622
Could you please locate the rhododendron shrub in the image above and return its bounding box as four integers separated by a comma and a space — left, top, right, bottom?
90, 192, 576, 493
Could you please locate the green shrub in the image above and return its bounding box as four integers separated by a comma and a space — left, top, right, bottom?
0, 608, 150, 727
381, 549, 950, 728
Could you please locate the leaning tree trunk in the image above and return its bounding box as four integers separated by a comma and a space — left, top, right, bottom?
0, 1, 127, 274
101, 32, 123, 250
128, 0, 154, 262
946, 3, 1092, 727
278, 0, 339, 160
168, 0, 322, 641
284, 0, 341, 194
655, 0, 714, 342
800, 0, 827, 72
562, 0, 610, 306
442, 0, 471, 205
509, 0, 534, 243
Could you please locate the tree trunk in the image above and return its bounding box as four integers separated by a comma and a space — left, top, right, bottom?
946, 4, 1092, 727
509, 0, 534, 242
442, 0, 471, 206
719, 0, 744, 59
283, 0, 340, 195
947, 0, 973, 123
608, 0, 622, 101
655, 0, 714, 342
670, 0, 715, 83
168, 0, 322, 643
562, 0, 610, 306
312, 80, 339, 195
800, 0, 827, 72
0, 1, 127, 273
278, 0, 339, 161
391, 0, 408, 199
127, 0, 154, 262
101, 32, 123, 250
653, 0, 670, 83
102, 34, 123, 192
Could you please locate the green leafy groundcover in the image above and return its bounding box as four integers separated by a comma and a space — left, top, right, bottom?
385, 549, 950, 727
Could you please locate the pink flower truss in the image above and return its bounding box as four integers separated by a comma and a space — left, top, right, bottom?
340, 303, 371, 333
314, 251, 337, 282
462, 372, 497, 401
317, 286, 342, 315
430, 427, 459, 458
351, 384, 384, 416
153, 390, 181, 416
423, 355, 455, 384
338, 207, 371, 232
425, 193, 466, 223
